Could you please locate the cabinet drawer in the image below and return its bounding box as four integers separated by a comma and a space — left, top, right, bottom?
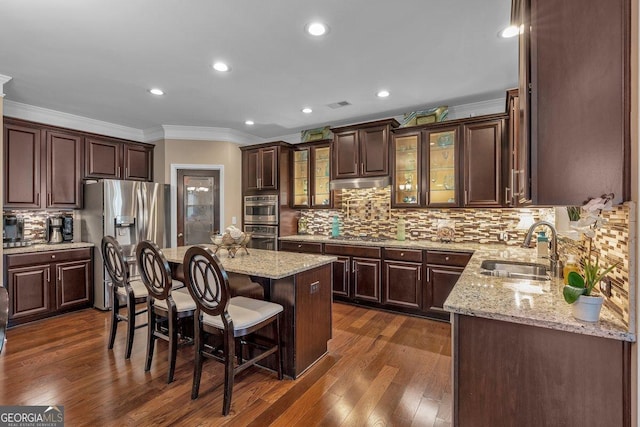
324, 244, 381, 259
280, 241, 323, 254
426, 251, 471, 267
6, 248, 92, 268
384, 248, 423, 263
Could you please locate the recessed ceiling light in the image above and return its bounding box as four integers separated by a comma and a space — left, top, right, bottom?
306, 22, 329, 36
499, 25, 523, 38
245, 120, 254, 125
212, 62, 230, 72
302, 107, 313, 114
377, 90, 390, 98
149, 88, 164, 96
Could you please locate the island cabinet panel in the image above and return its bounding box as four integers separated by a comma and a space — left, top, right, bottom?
5, 248, 93, 326
453, 314, 631, 427
529, 0, 630, 204
266, 263, 332, 378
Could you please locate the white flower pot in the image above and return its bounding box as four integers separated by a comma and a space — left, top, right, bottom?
572, 295, 604, 322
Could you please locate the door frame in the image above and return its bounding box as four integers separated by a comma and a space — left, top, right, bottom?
170, 164, 225, 248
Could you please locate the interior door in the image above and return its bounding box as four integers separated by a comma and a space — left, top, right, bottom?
177, 169, 221, 246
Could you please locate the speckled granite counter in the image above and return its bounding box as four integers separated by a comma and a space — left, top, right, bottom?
162, 245, 337, 280
4, 242, 94, 255
279, 234, 634, 342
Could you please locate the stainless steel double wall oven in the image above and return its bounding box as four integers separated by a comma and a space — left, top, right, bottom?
243, 195, 278, 251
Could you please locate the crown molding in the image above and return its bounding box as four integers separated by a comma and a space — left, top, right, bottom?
142, 126, 166, 143
3, 100, 145, 141
0, 74, 12, 97
159, 125, 265, 145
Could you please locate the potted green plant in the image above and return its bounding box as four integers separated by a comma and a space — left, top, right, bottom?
566, 206, 581, 224
562, 194, 617, 322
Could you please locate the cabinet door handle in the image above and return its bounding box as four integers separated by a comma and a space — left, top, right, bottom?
504, 187, 511, 206
426, 268, 430, 282
117, 166, 121, 177
297, 244, 302, 248
57, 268, 61, 282
400, 252, 404, 257
345, 261, 349, 274
360, 163, 364, 175
125, 167, 128, 178
464, 190, 468, 205
36, 193, 40, 204
47, 193, 51, 206
417, 268, 421, 282
445, 256, 450, 261
352, 260, 356, 272
46, 269, 50, 283
311, 196, 315, 205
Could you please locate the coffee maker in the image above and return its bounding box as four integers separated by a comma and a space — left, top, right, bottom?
61, 215, 73, 242
3, 215, 25, 248
46, 217, 63, 244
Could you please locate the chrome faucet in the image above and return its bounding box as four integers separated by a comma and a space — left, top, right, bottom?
522, 221, 562, 278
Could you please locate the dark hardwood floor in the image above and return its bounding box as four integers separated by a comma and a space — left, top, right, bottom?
0, 303, 452, 426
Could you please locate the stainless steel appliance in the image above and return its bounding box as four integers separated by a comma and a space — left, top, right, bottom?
243, 195, 278, 225
244, 224, 278, 251
62, 215, 74, 242
81, 180, 167, 310
46, 217, 63, 244
2, 215, 25, 248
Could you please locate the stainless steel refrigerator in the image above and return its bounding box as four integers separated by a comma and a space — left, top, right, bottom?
81, 180, 168, 310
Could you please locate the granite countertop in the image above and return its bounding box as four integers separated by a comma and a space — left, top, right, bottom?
3, 242, 95, 255
280, 234, 634, 342
161, 245, 337, 280
443, 245, 635, 342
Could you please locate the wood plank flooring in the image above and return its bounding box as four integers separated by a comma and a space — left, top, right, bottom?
0, 303, 452, 426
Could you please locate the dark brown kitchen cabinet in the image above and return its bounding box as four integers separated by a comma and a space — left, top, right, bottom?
505, 89, 531, 206
46, 130, 83, 208
4, 122, 42, 208
463, 119, 504, 207
383, 248, 423, 310
4, 119, 83, 209
5, 248, 93, 326
352, 257, 381, 303
526, 0, 630, 204
291, 141, 333, 208
425, 250, 471, 320
324, 244, 381, 303
331, 119, 399, 179
85, 137, 153, 182
331, 256, 351, 298
241, 143, 288, 193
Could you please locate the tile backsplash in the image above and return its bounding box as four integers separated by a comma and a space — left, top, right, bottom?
3, 209, 76, 243
300, 187, 634, 328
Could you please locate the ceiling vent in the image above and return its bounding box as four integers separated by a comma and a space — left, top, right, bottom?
327, 101, 351, 109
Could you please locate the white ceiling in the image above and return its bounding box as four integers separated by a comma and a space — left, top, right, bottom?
0, 0, 517, 141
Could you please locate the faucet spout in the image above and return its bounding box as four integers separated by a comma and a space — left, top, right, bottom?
522, 221, 562, 278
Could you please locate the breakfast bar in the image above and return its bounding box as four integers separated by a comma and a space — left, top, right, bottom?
161, 245, 336, 379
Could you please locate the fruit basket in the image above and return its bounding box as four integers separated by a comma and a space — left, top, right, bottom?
210, 231, 251, 258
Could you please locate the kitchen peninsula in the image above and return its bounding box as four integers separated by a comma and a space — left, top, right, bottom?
160, 246, 336, 378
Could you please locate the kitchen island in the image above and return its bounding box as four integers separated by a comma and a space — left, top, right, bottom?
161, 245, 336, 379
444, 245, 634, 427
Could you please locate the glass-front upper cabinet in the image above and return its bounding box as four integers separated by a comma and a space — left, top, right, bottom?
310, 144, 331, 208
292, 141, 332, 209
292, 148, 310, 207
425, 126, 459, 207
392, 132, 421, 207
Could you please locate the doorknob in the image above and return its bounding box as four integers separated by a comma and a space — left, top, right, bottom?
177, 233, 184, 237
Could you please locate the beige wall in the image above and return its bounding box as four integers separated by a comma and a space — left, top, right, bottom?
159, 139, 244, 236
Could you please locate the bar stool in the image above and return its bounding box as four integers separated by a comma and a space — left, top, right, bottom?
182, 245, 283, 415
102, 236, 148, 359
136, 240, 196, 383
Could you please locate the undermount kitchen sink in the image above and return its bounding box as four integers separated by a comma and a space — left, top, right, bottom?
479, 260, 550, 281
